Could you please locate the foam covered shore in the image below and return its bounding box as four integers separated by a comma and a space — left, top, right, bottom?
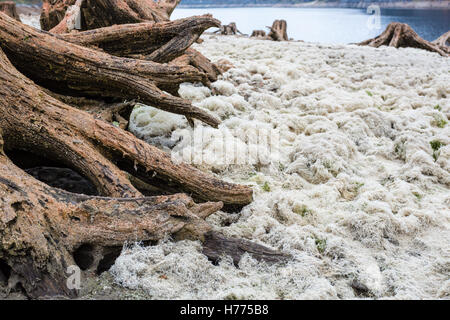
16, 15, 450, 299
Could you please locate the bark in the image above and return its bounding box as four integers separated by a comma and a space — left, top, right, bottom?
251, 30, 267, 38
41, 0, 181, 31
42, 0, 222, 85
58, 15, 221, 63
358, 22, 449, 57
0, 12, 219, 128
202, 232, 290, 265
214, 22, 243, 36
0, 45, 280, 298
432, 30, 450, 55
267, 20, 289, 41
0, 1, 20, 21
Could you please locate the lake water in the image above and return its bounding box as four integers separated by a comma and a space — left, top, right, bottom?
172, 7, 450, 44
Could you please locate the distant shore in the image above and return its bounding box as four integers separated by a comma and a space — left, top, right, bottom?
179, 1, 450, 10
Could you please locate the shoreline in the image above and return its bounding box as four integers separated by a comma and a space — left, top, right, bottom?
179, 1, 450, 10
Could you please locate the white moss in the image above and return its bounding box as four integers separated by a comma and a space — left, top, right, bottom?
121, 35, 449, 299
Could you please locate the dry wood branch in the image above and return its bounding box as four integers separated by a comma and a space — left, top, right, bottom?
358, 22, 449, 57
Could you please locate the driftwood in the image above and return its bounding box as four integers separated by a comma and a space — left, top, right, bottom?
251, 30, 266, 38
267, 20, 288, 41
432, 30, 450, 55
0, 2, 289, 299
41, 0, 221, 82
0, 1, 20, 21
214, 22, 244, 36
358, 22, 449, 57
41, 0, 182, 31
0, 13, 219, 128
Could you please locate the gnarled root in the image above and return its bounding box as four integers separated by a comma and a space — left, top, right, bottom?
358, 22, 449, 57
0, 13, 219, 128
58, 15, 220, 63
0, 44, 276, 298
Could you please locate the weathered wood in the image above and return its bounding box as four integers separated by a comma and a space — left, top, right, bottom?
0, 1, 20, 21
358, 22, 449, 57
41, 0, 181, 31
267, 20, 288, 41
214, 22, 243, 36
58, 15, 220, 63
432, 30, 450, 54
0, 12, 219, 128
202, 231, 290, 265
0, 44, 261, 298
251, 30, 266, 38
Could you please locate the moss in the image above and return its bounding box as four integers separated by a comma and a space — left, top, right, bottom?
262, 181, 271, 192
430, 140, 442, 151
366, 90, 373, 97
412, 192, 422, 201
430, 140, 444, 161
112, 121, 120, 128
432, 115, 447, 128
315, 238, 327, 254
293, 204, 312, 217
434, 105, 441, 111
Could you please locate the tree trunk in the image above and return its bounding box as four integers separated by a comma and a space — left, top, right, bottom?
267, 20, 288, 41
0, 1, 20, 21
358, 22, 449, 57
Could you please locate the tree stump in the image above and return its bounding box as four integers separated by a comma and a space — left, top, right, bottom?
251, 30, 267, 38
358, 22, 449, 57
0, 1, 20, 21
214, 22, 244, 36
267, 20, 288, 41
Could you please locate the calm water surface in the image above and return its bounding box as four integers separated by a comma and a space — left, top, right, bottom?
172, 8, 450, 44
